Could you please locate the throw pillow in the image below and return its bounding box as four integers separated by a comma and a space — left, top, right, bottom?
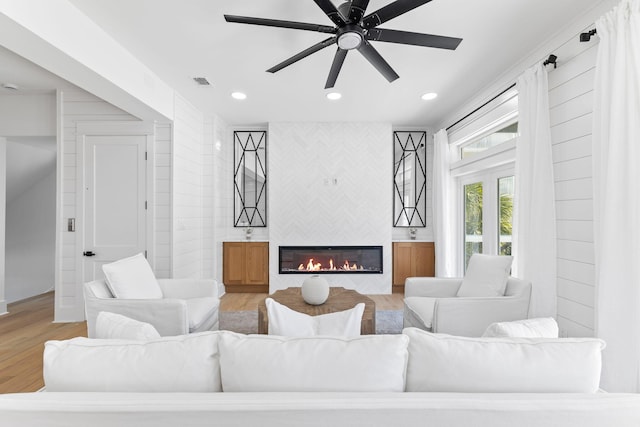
102, 253, 163, 299
403, 327, 605, 393
218, 331, 409, 392
456, 253, 513, 297
482, 317, 559, 338
95, 311, 161, 340
44, 332, 222, 392
266, 298, 364, 337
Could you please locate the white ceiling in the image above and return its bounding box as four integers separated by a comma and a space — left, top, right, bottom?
2, 0, 604, 127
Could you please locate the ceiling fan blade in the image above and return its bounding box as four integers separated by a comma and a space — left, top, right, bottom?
348, 0, 370, 23
366, 28, 462, 50
267, 37, 337, 73
357, 40, 399, 82
312, 0, 347, 27
362, 0, 433, 29
325, 49, 348, 89
224, 15, 336, 34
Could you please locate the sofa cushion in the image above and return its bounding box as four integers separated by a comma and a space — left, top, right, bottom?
482, 317, 559, 338
95, 311, 161, 340
44, 332, 221, 392
403, 327, 604, 393
218, 331, 409, 392
102, 253, 162, 299
186, 297, 220, 331
87, 280, 114, 299
457, 254, 513, 297
266, 298, 364, 337
403, 297, 436, 330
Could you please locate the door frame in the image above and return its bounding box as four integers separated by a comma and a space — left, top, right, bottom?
74, 121, 155, 300
0, 137, 6, 315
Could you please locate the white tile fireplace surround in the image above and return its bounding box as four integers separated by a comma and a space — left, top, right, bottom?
268, 122, 393, 294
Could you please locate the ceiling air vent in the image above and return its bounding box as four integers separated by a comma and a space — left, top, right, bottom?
193, 77, 211, 86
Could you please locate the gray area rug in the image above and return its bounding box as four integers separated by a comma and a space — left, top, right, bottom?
219, 310, 403, 335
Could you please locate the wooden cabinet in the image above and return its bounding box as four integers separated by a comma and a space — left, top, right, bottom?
223, 242, 269, 293
392, 242, 435, 291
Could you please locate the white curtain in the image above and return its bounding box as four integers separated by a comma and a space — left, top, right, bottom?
432, 129, 456, 277
513, 63, 557, 318
593, 0, 640, 393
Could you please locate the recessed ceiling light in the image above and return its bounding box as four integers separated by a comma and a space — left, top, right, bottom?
326, 92, 342, 100
421, 92, 438, 101
2, 83, 18, 90
231, 92, 247, 100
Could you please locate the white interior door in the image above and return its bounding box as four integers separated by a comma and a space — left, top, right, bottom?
83, 134, 147, 282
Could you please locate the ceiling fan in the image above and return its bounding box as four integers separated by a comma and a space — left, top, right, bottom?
224, 0, 462, 89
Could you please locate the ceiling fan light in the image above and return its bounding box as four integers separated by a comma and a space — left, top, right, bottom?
337, 32, 362, 50
231, 91, 247, 100
326, 92, 342, 100
421, 92, 438, 101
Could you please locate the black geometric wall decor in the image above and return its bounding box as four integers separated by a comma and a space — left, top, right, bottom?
393, 131, 427, 227
234, 131, 267, 227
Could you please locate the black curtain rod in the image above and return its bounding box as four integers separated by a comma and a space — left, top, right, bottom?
444, 53, 558, 132
445, 83, 516, 131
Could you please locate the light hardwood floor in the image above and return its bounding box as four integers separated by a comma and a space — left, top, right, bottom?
0, 292, 87, 394
0, 290, 404, 394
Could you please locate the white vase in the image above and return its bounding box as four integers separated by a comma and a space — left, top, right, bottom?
301, 275, 330, 305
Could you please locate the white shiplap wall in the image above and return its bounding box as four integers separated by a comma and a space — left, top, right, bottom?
203, 118, 215, 279
171, 94, 204, 278
211, 116, 231, 286
154, 123, 172, 278
203, 116, 230, 281
549, 39, 599, 337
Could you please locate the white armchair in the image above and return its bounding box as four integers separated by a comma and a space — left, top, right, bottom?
84, 278, 220, 338
403, 276, 531, 336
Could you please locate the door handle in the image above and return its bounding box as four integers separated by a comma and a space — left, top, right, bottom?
83, 251, 96, 257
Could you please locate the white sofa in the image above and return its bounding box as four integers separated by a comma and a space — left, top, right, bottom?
1, 329, 640, 427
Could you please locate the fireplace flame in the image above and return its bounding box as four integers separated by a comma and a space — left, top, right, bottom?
302, 258, 321, 271
297, 258, 360, 271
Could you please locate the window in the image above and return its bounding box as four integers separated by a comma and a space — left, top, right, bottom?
461, 167, 514, 270
449, 88, 518, 272
461, 122, 519, 159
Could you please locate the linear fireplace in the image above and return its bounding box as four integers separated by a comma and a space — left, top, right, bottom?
279, 246, 383, 274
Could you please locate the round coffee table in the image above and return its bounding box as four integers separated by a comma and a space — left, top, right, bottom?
257, 287, 376, 334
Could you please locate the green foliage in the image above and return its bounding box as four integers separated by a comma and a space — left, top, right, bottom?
500, 193, 513, 235
464, 182, 483, 236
